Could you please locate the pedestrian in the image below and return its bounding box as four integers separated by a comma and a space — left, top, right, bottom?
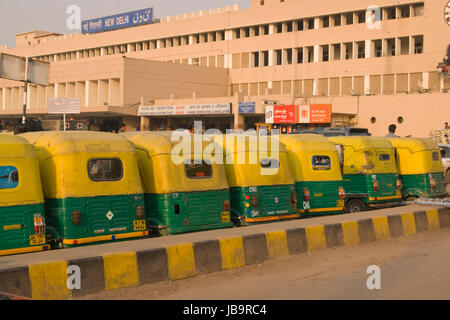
385, 124, 400, 138
442, 134, 449, 144
118, 124, 126, 133
445, 122, 449, 129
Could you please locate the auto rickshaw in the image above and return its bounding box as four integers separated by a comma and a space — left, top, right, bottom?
388, 138, 447, 200
328, 136, 402, 213
215, 133, 298, 225
124, 132, 232, 236
280, 134, 345, 216
20, 131, 148, 247
0, 134, 49, 256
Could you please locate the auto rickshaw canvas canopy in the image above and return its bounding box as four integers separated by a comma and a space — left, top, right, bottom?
328, 136, 398, 175
20, 131, 143, 199
388, 138, 444, 174
214, 134, 295, 188
0, 134, 44, 207
280, 134, 343, 182
124, 132, 229, 194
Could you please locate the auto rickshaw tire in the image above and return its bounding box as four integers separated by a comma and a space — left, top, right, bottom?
346, 199, 367, 213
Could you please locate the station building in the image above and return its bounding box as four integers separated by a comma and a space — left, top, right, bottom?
0, 0, 449, 137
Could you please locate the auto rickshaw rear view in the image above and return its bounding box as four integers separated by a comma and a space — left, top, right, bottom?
0, 135, 49, 256
388, 137, 447, 200
125, 132, 232, 236
280, 134, 345, 216
328, 136, 402, 213
215, 133, 298, 225
20, 131, 148, 247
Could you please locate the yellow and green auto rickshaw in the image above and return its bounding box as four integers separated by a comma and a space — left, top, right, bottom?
0, 134, 49, 256
328, 136, 402, 213
124, 132, 232, 236
214, 133, 298, 225
20, 131, 148, 247
388, 137, 447, 200
280, 134, 345, 216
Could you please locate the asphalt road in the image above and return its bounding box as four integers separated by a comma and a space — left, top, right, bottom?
79, 227, 450, 300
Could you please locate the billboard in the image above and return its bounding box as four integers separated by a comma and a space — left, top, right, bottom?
266, 105, 332, 124
238, 102, 256, 114
139, 103, 231, 116
265, 105, 297, 124
0, 53, 49, 85
48, 98, 81, 114
82, 8, 154, 34
310, 104, 332, 123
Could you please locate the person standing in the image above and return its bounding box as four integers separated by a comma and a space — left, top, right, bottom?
385, 124, 400, 138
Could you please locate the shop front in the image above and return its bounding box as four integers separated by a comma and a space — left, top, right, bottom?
238, 102, 265, 130
138, 103, 234, 133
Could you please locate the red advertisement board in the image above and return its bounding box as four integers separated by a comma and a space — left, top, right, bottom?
273, 105, 297, 123
310, 104, 332, 123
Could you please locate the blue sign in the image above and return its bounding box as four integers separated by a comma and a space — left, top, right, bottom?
238, 102, 256, 114
82, 8, 154, 34
0, 166, 18, 190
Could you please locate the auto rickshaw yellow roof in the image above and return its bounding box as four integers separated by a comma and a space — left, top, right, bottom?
0, 134, 37, 158
328, 136, 394, 151
280, 134, 338, 152
213, 133, 288, 155
20, 131, 135, 155
387, 137, 440, 153
124, 131, 218, 157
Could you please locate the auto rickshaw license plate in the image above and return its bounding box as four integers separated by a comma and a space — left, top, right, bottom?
133, 220, 146, 231
30, 234, 45, 246
222, 212, 230, 223
337, 200, 345, 207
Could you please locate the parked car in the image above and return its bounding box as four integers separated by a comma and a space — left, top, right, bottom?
290, 127, 371, 137
439, 144, 450, 184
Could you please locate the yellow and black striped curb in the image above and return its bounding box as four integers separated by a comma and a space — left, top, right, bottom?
0, 207, 448, 300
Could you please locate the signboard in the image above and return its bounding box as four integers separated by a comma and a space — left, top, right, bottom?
48, 98, 81, 114
82, 8, 154, 34
139, 103, 231, 116
0, 53, 49, 85
238, 102, 256, 114
265, 105, 297, 124
298, 105, 311, 124
310, 104, 332, 123
0, 53, 26, 82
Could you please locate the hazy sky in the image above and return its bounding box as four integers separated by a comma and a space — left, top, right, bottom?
0, 0, 250, 47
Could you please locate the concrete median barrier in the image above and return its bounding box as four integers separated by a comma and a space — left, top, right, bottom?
0, 206, 448, 300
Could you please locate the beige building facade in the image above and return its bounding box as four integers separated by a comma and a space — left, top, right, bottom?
0, 0, 449, 136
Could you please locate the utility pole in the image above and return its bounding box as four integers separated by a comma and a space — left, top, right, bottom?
22, 57, 29, 125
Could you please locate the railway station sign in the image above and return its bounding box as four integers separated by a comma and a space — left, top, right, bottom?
82, 8, 154, 34
238, 102, 256, 114
48, 98, 81, 114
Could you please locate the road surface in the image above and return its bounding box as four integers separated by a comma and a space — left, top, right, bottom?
79, 227, 450, 300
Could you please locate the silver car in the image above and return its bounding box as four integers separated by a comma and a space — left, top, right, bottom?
439, 144, 450, 184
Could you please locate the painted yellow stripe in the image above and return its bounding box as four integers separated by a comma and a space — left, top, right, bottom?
246, 214, 299, 223
103, 252, 139, 291
265, 231, 289, 259
426, 209, 440, 230
368, 195, 402, 201
219, 237, 246, 270
63, 231, 149, 245
341, 221, 360, 246
305, 225, 326, 251
0, 245, 47, 257
372, 216, 390, 240
401, 213, 417, 236
299, 207, 344, 214
29, 261, 70, 300
167, 244, 196, 280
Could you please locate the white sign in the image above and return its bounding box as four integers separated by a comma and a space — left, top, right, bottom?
48, 98, 81, 114
265, 105, 274, 124
139, 103, 231, 116
298, 105, 311, 124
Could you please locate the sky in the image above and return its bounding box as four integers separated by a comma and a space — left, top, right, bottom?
0, 0, 250, 47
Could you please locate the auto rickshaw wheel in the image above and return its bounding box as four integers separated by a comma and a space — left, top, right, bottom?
346, 199, 367, 213
405, 196, 418, 202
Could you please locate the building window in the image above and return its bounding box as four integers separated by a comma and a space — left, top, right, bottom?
333, 14, 341, 26
412, 3, 424, 17
386, 7, 396, 20
322, 16, 330, 28
414, 35, 423, 54
374, 40, 382, 57
275, 49, 282, 65
262, 51, 269, 66
297, 19, 304, 31
275, 23, 283, 33
321, 45, 329, 62
356, 11, 366, 23
260, 0, 264, 5
296, 48, 304, 64
287, 21, 293, 32
307, 19, 314, 29
357, 42, 365, 59
399, 5, 410, 18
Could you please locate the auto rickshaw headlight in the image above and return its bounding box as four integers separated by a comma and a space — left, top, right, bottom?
71, 210, 82, 226
136, 206, 145, 219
